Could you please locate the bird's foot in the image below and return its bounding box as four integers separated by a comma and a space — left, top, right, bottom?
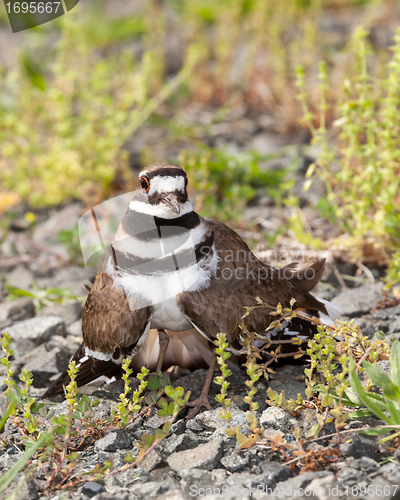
185, 393, 212, 420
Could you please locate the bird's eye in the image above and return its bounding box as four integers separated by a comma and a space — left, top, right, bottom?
140, 177, 150, 191
185, 175, 188, 187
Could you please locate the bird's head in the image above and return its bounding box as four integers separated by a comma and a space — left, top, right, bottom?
131, 163, 192, 218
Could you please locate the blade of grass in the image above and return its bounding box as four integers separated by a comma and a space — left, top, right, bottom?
0, 431, 52, 494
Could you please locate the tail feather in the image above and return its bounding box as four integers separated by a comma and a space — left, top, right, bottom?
41, 343, 122, 399
284, 259, 326, 293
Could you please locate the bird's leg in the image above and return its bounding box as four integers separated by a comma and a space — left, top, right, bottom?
145, 330, 170, 419
186, 350, 217, 419
156, 329, 169, 374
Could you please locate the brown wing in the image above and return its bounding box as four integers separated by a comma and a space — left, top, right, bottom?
42, 248, 153, 398
177, 218, 327, 346
82, 258, 152, 355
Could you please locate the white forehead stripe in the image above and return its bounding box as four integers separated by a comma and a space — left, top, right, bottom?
147, 175, 185, 196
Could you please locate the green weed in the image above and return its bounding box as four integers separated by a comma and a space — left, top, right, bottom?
0, 6, 195, 211
5, 282, 80, 311
0, 333, 190, 495
297, 28, 400, 260
348, 340, 400, 443
178, 146, 291, 221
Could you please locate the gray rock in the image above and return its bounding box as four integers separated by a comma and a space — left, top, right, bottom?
170, 420, 186, 436
353, 317, 376, 338
0, 476, 38, 500
380, 462, 400, 484
341, 434, 376, 459
220, 452, 249, 472
140, 449, 164, 472
104, 467, 149, 490
178, 468, 209, 490
371, 304, 400, 321
81, 481, 104, 498
18, 343, 71, 387
129, 478, 176, 499
153, 490, 187, 500
0, 450, 23, 472
301, 408, 319, 434
259, 460, 292, 484
2, 316, 65, 357
179, 468, 228, 493
14, 478, 39, 500
264, 471, 333, 499
0, 298, 35, 329
143, 415, 170, 431
331, 283, 383, 317
90, 493, 130, 500
94, 432, 119, 452
267, 365, 306, 401
36, 266, 93, 297
223, 461, 291, 497
161, 432, 204, 455
38, 300, 83, 326
376, 360, 391, 376
6, 264, 35, 289
67, 319, 82, 336
167, 438, 223, 472
260, 407, 298, 432
227, 471, 270, 496
297, 474, 335, 500
33, 202, 83, 243
185, 419, 205, 433
388, 316, 400, 334
195, 408, 247, 438
336, 466, 365, 483
347, 456, 379, 472
94, 429, 134, 452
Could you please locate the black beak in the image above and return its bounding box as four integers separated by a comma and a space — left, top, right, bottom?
161, 193, 180, 214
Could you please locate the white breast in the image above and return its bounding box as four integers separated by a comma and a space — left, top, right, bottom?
150, 297, 192, 331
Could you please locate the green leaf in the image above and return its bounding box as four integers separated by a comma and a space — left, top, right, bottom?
358, 427, 398, 436
223, 428, 236, 437
159, 373, 171, 388
246, 411, 257, 428
157, 398, 168, 417
349, 359, 393, 425
363, 361, 400, 402
377, 431, 400, 444
385, 399, 400, 425
343, 387, 363, 405
0, 403, 15, 433
161, 421, 172, 434
390, 341, 400, 387
305, 423, 320, 439
168, 402, 176, 415
147, 375, 160, 391
347, 409, 374, 420
30, 401, 44, 413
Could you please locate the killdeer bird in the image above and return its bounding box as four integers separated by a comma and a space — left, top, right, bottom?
43, 163, 340, 417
